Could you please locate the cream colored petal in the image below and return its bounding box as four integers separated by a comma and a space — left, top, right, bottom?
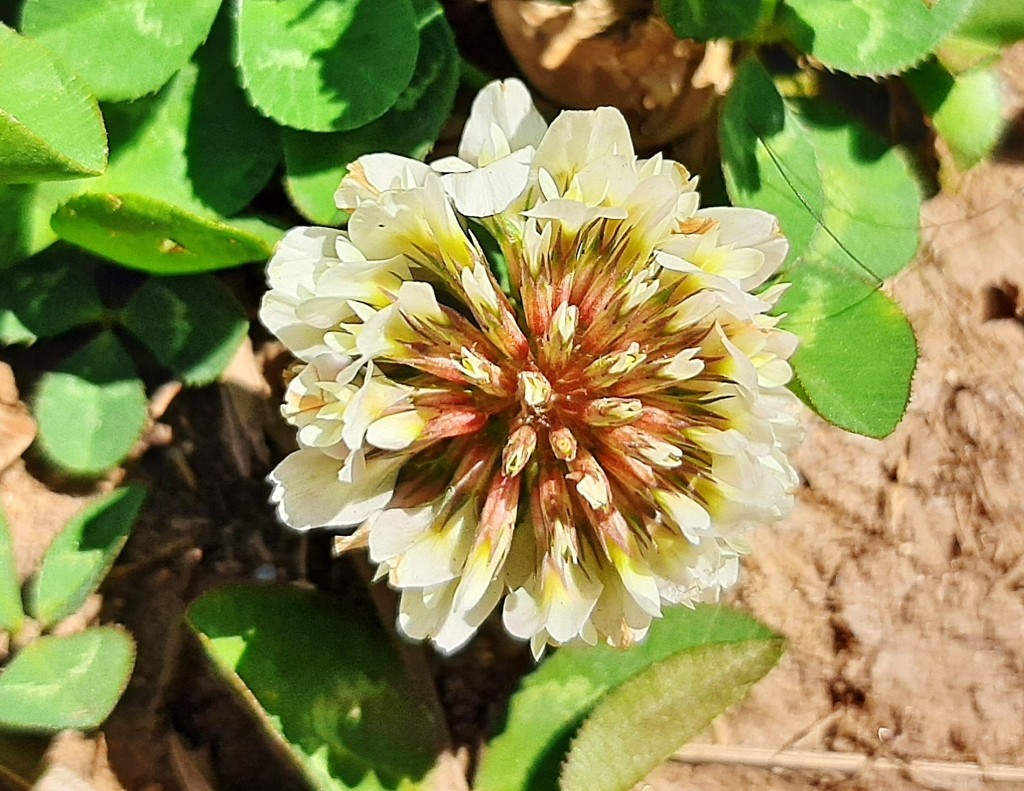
335, 153, 433, 209
696, 206, 790, 288
523, 199, 626, 231
433, 575, 505, 654
532, 107, 633, 188
396, 582, 454, 641
355, 281, 446, 361
392, 500, 477, 587
609, 545, 661, 617
502, 584, 544, 640
544, 563, 603, 644
348, 174, 478, 280
260, 294, 334, 362
368, 504, 437, 563
430, 155, 474, 175
653, 490, 712, 544
366, 409, 429, 450
696, 206, 778, 249
341, 374, 410, 450
261, 226, 356, 360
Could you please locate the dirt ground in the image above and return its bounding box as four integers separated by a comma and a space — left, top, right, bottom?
2, 34, 1024, 791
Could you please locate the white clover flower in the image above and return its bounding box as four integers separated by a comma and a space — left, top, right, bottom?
262, 79, 802, 658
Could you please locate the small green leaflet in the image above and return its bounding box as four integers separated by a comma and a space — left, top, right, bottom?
0, 503, 24, 633
657, 0, 777, 41
52, 193, 273, 275
20, 0, 221, 101
0, 246, 105, 345
121, 276, 249, 385
0, 180, 82, 270
0, 24, 107, 183
32, 331, 148, 476
0, 627, 135, 732
283, 0, 459, 224
28, 486, 146, 629
181, 11, 283, 216
561, 639, 783, 791
776, 0, 974, 76
235, 0, 420, 132
474, 606, 778, 791
905, 58, 1005, 171
954, 0, 1024, 46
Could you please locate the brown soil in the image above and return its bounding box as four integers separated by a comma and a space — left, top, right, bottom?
2, 31, 1024, 791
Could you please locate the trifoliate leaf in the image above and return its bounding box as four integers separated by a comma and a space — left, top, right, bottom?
32, 331, 147, 476
121, 276, 249, 385
95, 58, 277, 218
0, 24, 106, 183
188, 585, 447, 791
722, 58, 920, 281
235, 0, 420, 132
51, 193, 273, 275
28, 486, 145, 629
284, 0, 458, 223
34, 49, 279, 229
18, 51, 281, 272
776, 0, 974, 76
0, 627, 135, 732
20, 0, 221, 101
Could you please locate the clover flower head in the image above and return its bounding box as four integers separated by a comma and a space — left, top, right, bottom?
262, 79, 802, 657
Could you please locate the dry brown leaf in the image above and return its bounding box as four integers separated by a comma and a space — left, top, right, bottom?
0, 362, 36, 475
491, 0, 730, 149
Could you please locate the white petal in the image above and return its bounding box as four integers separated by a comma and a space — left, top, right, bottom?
610, 546, 662, 617
430, 155, 474, 174
523, 199, 627, 230
434, 575, 505, 653
696, 206, 790, 288
440, 148, 533, 217
661, 348, 705, 380
348, 174, 477, 279
545, 564, 603, 643
697, 206, 778, 249
458, 78, 547, 166
502, 585, 544, 639
268, 450, 401, 530
397, 583, 453, 640
260, 227, 354, 360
